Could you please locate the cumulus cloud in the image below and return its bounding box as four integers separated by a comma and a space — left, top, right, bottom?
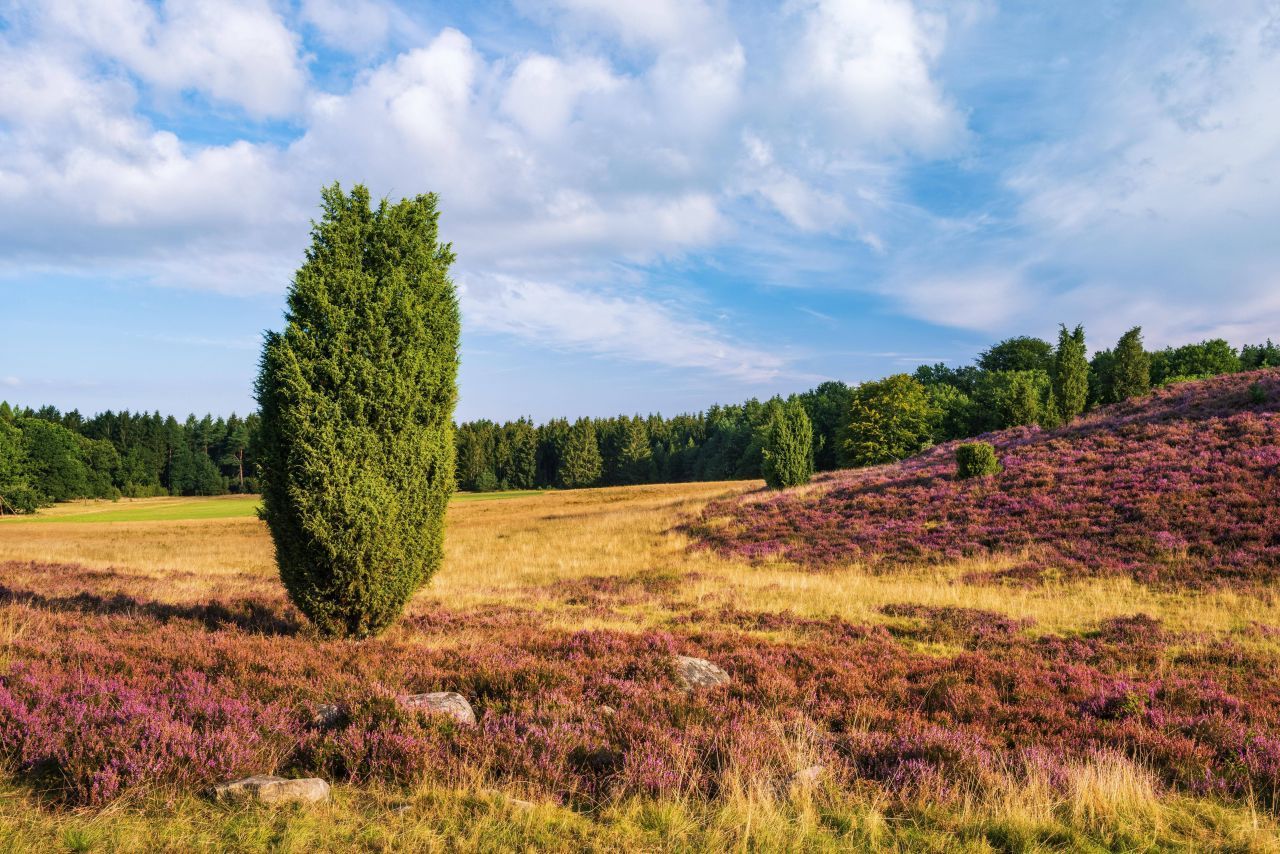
0, 0, 972, 382
30, 0, 307, 117
788, 0, 964, 155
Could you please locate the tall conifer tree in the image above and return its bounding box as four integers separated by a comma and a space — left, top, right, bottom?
256, 184, 460, 638
1112, 326, 1151, 401
760, 398, 814, 489
1053, 324, 1089, 422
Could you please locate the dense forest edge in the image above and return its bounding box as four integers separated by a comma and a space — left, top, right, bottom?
2, 330, 1277, 513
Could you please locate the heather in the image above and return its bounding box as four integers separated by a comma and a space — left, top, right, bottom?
4, 561, 1280, 818
696, 369, 1280, 586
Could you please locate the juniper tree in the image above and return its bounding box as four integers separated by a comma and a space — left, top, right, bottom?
1112, 326, 1151, 401
760, 398, 814, 489
256, 184, 460, 638
1052, 324, 1089, 422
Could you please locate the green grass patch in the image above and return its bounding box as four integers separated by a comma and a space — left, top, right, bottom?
2, 491, 546, 525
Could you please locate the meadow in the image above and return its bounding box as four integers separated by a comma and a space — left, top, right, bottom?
0, 374, 1278, 851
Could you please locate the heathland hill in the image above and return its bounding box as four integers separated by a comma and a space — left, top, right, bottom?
698, 369, 1280, 586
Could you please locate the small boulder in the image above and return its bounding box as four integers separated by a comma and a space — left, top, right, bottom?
214, 775, 330, 805
674, 655, 731, 691
398, 691, 476, 726
599, 704, 617, 717
310, 703, 344, 729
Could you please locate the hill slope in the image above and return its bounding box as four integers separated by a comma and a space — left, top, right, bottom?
696, 369, 1280, 586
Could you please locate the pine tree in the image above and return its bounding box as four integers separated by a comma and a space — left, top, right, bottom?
1112, 326, 1151, 401
558, 418, 602, 488
256, 184, 460, 638
1052, 324, 1089, 421
616, 416, 653, 484
760, 398, 813, 489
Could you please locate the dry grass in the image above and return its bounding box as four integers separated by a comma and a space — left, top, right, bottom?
2, 481, 1278, 643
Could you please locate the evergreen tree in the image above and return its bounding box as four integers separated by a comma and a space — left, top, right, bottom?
1241, 339, 1280, 370
760, 398, 813, 489
797, 381, 852, 471
558, 418, 602, 488
1052, 324, 1090, 422
221, 415, 251, 492
1112, 327, 1151, 401
616, 416, 653, 485
840, 375, 938, 467
256, 184, 460, 638
499, 418, 538, 489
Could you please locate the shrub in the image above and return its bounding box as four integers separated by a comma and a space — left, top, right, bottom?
955, 442, 1002, 479
1250, 382, 1267, 405
256, 184, 460, 638
760, 398, 814, 489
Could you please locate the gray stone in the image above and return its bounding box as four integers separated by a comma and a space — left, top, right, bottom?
310, 703, 344, 729
674, 655, 731, 691
398, 691, 477, 726
214, 775, 330, 805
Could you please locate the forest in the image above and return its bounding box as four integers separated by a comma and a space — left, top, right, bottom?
2, 331, 1277, 512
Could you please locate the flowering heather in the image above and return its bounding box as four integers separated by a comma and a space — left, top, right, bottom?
3, 564, 1280, 811
695, 369, 1280, 585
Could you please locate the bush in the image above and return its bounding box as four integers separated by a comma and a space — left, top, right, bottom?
955, 442, 1001, 479
0, 484, 42, 514
256, 184, 460, 638
760, 398, 814, 489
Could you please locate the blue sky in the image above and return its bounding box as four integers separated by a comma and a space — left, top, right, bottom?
2, 0, 1278, 422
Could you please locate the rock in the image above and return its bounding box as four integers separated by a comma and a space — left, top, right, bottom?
508, 797, 535, 811
790, 765, 824, 788
398, 691, 476, 726
214, 775, 330, 805
674, 655, 731, 691
310, 703, 344, 729
599, 704, 617, 717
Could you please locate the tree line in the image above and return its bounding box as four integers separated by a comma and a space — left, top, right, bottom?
453, 330, 1279, 491
0, 406, 258, 513
2, 330, 1276, 512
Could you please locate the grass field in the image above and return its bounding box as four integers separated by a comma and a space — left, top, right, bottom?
1, 485, 1278, 851
0, 490, 543, 525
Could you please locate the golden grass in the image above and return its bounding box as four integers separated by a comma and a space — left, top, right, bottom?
2, 482, 1278, 645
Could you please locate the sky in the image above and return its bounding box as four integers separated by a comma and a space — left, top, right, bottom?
1, 0, 1278, 422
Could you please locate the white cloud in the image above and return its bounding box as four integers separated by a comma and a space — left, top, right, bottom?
499, 54, 621, 140
33, 0, 307, 117
0, 0, 972, 385
300, 0, 407, 55
461, 274, 786, 382
788, 0, 965, 155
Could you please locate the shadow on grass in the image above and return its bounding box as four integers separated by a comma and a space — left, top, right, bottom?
0, 584, 303, 636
